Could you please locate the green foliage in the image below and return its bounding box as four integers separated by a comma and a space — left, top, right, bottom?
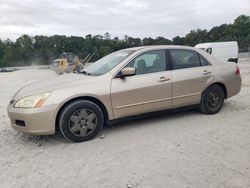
0, 15, 249, 67
0, 40, 5, 67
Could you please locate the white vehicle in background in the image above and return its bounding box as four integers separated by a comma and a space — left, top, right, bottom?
195, 41, 239, 63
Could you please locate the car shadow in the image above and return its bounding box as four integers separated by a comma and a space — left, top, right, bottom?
17, 131, 68, 145
102, 106, 200, 134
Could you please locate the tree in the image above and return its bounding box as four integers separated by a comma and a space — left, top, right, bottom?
232, 15, 250, 38
142, 37, 155, 45
172, 36, 185, 45
155, 36, 172, 45
104, 32, 111, 40
99, 46, 111, 57
184, 29, 208, 46
0, 40, 5, 66
0, 14, 249, 67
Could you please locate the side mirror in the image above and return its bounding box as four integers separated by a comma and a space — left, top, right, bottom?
117, 67, 136, 78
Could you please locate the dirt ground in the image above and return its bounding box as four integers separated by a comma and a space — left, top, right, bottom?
0, 60, 250, 188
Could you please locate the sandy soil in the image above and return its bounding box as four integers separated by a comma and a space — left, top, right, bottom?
0, 61, 250, 188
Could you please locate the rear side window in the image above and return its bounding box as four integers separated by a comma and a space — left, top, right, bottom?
169, 49, 200, 70
199, 55, 211, 66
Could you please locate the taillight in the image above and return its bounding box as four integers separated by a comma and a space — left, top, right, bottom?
235, 66, 240, 76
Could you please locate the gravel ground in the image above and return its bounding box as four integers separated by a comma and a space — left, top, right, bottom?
0, 60, 250, 188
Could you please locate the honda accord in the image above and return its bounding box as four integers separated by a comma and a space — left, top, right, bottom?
8, 46, 242, 142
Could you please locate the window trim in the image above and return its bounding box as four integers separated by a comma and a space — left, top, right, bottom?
165, 50, 173, 70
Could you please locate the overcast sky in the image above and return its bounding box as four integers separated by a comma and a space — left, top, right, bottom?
0, 0, 249, 40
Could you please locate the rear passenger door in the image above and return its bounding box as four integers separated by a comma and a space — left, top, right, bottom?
169, 49, 213, 108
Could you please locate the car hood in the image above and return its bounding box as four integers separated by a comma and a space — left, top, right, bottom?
13, 73, 105, 100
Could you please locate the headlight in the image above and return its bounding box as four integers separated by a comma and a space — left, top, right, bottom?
14, 92, 51, 108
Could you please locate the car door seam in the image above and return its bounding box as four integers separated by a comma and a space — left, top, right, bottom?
173, 92, 201, 99
114, 97, 172, 109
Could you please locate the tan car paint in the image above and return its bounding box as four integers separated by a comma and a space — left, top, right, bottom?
171, 66, 215, 108
111, 71, 172, 118
8, 45, 242, 135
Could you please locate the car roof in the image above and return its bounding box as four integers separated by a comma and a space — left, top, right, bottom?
122, 45, 196, 52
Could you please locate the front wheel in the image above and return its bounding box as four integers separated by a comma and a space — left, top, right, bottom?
200, 85, 225, 114
59, 100, 104, 142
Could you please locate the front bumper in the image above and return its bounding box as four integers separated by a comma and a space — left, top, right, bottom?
7, 104, 58, 135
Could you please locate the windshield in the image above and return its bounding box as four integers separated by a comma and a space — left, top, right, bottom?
82, 50, 135, 76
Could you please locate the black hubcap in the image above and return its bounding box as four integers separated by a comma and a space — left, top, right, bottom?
68, 109, 97, 137
208, 91, 221, 107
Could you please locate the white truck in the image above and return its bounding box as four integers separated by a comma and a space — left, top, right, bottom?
195, 41, 238, 63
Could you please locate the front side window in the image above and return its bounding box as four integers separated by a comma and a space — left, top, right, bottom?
126, 50, 166, 75
169, 49, 200, 70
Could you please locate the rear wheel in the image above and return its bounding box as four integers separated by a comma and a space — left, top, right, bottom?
59, 100, 104, 142
200, 84, 225, 114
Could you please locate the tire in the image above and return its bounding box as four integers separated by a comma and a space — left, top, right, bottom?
200, 84, 225, 114
59, 100, 104, 142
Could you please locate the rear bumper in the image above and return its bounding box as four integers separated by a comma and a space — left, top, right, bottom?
226, 76, 242, 98
7, 104, 58, 135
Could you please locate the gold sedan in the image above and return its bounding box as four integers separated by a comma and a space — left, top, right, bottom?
8, 46, 242, 142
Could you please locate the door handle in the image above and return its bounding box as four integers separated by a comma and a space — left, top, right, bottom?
203, 70, 212, 75
158, 77, 170, 82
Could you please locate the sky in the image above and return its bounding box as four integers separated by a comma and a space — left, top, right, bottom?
0, 0, 249, 40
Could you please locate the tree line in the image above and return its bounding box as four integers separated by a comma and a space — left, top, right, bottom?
0, 15, 249, 67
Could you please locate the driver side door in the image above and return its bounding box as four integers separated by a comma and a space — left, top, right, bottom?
110, 49, 172, 119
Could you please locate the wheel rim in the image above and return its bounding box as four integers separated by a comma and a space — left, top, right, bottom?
207, 91, 221, 108
68, 108, 98, 137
